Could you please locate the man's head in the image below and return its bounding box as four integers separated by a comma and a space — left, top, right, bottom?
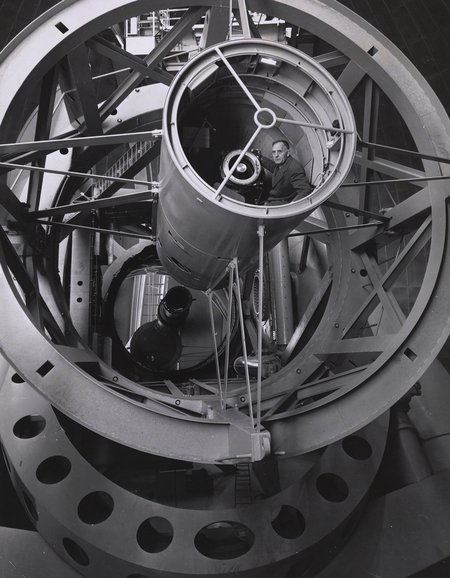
271, 140, 290, 165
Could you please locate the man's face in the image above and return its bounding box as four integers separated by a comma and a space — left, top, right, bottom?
272, 142, 289, 165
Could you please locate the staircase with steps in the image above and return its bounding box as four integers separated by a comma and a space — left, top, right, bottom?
234, 462, 253, 506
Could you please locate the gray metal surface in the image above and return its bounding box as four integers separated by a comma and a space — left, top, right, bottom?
0, 0, 448, 461
0, 527, 81, 578
0, 1, 449, 575
316, 471, 450, 578
0, 367, 388, 576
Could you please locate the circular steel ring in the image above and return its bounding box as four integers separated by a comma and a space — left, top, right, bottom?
222, 149, 262, 186
0, 368, 388, 577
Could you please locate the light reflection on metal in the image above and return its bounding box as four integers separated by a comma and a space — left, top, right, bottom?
221, 149, 262, 187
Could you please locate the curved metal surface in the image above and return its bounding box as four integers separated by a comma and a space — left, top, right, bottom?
157, 38, 356, 289
0, 0, 448, 464
0, 368, 388, 577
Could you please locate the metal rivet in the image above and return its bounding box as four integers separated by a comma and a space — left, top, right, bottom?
334, 323, 340, 328
175, 399, 181, 406
113, 376, 118, 382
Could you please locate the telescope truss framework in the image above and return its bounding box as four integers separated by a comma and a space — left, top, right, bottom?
0, 0, 449, 575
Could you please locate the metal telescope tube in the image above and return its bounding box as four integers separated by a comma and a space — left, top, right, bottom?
156, 40, 356, 290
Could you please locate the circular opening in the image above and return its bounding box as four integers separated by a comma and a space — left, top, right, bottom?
59, 147, 69, 155
13, 415, 46, 439
174, 50, 321, 197
78, 491, 114, 524
114, 263, 235, 374
77, 280, 83, 286
342, 435, 373, 460
170, 41, 355, 214
22, 490, 38, 522
63, 537, 89, 566
229, 156, 254, 179
271, 505, 306, 539
194, 521, 254, 560
221, 150, 261, 191
316, 473, 349, 503
164, 286, 192, 311
359, 269, 368, 277
36, 455, 71, 484
76, 297, 83, 303
137, 517, 173, 553
11, 373, 25, 383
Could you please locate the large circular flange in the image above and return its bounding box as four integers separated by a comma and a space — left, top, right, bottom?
0, 368, 388, 577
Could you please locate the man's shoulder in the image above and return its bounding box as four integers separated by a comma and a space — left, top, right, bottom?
286, 155, 304, 172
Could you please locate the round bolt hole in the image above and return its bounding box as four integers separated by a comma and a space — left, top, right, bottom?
77, 280, 83, 286
137, 517, 173, 553
36, 456, 71, 484
110, 108, 118, 115
59, 148, 69, 155
360, 269, 368, 277
195, 521, 254, 559
11, 373, 25, 383
342, 435, 373, 460
316, 473, 349, 503
78, 492, 114, 524
76, 297, 83, 303
271, 505, 305, 539
62, 537, 89, 566
13, 415, 46, 439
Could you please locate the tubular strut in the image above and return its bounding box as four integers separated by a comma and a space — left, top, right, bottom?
223, 263, 234, 404
256, 225, 265, 432
232, 258, 255, 429
207, 290, 224, 408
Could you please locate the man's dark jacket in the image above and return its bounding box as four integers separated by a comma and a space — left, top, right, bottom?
262, 155, 311, 203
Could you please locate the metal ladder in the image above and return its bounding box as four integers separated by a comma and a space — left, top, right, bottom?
89, 140, 153, 197
234, 463, 253, 506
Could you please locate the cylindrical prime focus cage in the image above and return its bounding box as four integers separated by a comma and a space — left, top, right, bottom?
157, 39, 356, 289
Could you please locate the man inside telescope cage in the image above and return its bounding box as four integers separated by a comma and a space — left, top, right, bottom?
260, 139, 312, 204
